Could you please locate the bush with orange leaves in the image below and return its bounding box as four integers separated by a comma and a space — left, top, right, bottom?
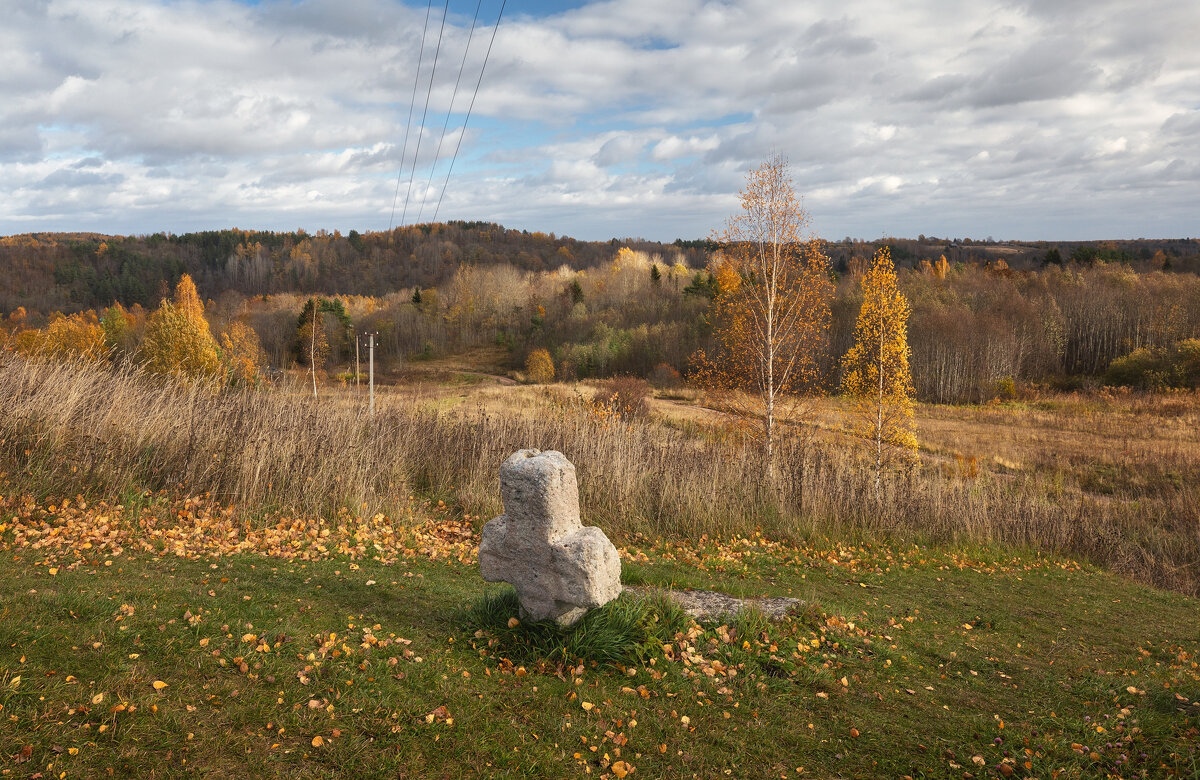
594, 376, 649, 419
524, 348, 555, 384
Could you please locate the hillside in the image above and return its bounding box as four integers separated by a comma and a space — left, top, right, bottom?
0, 224, 709, 314
2, 224, 1197, 316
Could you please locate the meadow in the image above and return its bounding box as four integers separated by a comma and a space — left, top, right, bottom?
3, 231, 1200, 778
1, 354, 1198, 777
2, 353, 1197, 595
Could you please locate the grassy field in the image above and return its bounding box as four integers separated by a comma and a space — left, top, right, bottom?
1, 354, 1198, 777
1, 492, 1198, 779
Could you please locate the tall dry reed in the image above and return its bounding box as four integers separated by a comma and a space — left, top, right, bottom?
0, 356, 1195, 595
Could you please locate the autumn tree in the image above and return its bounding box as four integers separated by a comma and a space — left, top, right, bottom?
19, 311, 108, 361
525, 348, 555, 384
840, 247, 918, 493
141, 274, 223, 379
297, 298, 331, 397
1, 307, 28, 349
100, 303, 145, 358
220, 320, 266, 387
691, 155, 833, 478
934, 255, 950, 279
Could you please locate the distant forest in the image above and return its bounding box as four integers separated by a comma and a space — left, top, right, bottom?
3, 223, 1200, 403
2, 221, 1197, 315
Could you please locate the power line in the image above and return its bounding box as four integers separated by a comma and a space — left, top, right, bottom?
399, 0, 451, 228
388, 0, 435, 234
431, 0, 506, 225
415, 0, 484, 225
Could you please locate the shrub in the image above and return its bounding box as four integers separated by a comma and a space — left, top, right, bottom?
596, 376, 649, 418
993, 376, 1017, 401
1178, 339, 1200, 387
1105, 341, 1200, 391
648, 362, 682, 389
525, 348, 555, 383
1105, 347, 1169, 390
19, 312, 108, 361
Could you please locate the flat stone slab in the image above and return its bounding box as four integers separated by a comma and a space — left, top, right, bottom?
624, 586, 802, 622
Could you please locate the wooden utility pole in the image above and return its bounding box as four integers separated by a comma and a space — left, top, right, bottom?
354, 329, 361, 391
368, 332, 376, 418
309, 300, 318, 399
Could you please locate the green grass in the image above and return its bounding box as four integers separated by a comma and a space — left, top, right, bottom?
465, 588, 691, 666
0, 539, 1198, 778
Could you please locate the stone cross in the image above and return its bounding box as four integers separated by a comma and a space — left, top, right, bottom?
479, 449, 621, 626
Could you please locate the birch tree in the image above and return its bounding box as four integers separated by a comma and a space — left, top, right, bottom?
692, 155, 833, 479
841, 247, 918, 493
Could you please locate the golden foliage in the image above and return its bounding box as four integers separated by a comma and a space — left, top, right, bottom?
614, 246, 640, 268
18, 311, 108, 361
173, 273, 207, 322
934, 255, 950, 279
221, 321, 265, 387
691, 155, 832, 473
100, 303, 145, 357
141, 275, 223, 379
841, 248, 918, 484
525, 348, 555, 384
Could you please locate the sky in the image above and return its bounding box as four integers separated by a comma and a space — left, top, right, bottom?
3, 0, 1199, 242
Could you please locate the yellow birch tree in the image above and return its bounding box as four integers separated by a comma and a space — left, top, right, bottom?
840, 247, 918, 493
691, 155, 833, 478
524, 348, 555, 384
141, 274, 223, 379
220, 320, 266, 387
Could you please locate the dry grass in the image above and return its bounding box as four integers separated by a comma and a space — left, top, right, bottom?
1, 355, 1197, 595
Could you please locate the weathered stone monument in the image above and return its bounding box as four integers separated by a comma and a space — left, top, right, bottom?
479, 449, 621, 626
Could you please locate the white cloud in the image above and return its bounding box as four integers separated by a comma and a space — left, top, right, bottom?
1, 0, 1198, 240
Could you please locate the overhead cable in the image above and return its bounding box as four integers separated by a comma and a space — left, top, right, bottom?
431, 0, 506, 224
388, 0, 435, 234
399, 0, 451, 227
415, 0, 484, 224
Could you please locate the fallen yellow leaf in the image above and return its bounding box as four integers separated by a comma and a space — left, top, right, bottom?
311, 735, 325, 747
152, 680, 168, 691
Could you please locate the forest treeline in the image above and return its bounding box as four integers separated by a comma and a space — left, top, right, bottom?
2, 226, 1200, 402
3, 223, 1197, 314
0, 223, 710, 313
